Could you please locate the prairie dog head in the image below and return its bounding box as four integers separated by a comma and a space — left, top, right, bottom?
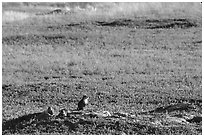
82, 95, 89, 104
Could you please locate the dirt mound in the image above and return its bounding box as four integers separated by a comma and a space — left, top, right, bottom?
95, 18, 198, 29
3, 101, 202, 135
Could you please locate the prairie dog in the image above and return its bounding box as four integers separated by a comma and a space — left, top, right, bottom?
37, 106, 54, 120
77, 95, 89, 111
56, 109, 67, 119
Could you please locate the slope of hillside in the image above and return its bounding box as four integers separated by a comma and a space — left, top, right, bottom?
2, 2, 202, 135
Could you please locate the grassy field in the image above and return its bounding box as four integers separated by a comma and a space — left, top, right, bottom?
2, 2, 202, 135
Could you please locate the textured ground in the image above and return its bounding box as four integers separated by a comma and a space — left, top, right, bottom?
2, 2, 202, 135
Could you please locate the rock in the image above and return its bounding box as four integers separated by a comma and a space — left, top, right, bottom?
151, 119, 162, 126
130, 114, 136, 118
113, 112, 129, 117
165, 116, 188, 124
90, 111, 112, 118
102, 111, 112, 117
183, 114, 195, 120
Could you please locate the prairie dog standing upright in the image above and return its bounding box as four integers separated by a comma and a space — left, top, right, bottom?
77, 95, 89, 111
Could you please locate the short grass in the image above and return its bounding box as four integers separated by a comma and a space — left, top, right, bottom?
2, 2, 202, 135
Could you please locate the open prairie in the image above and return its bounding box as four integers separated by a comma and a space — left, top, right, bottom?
2, 2, 202, 135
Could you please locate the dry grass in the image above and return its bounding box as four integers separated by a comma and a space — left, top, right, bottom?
2, 2, 202, 24
2, 11, 32, 23
2, 2, 202, 135
84, 2, 201, 19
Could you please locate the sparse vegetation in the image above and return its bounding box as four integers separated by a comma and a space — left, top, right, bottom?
2, 2, 202, 135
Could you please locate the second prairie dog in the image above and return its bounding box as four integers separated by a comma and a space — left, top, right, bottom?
37, 106, 54, 120
56, 109, 67, 118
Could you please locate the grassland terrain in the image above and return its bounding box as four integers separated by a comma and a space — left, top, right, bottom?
2, 2, 202, 135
